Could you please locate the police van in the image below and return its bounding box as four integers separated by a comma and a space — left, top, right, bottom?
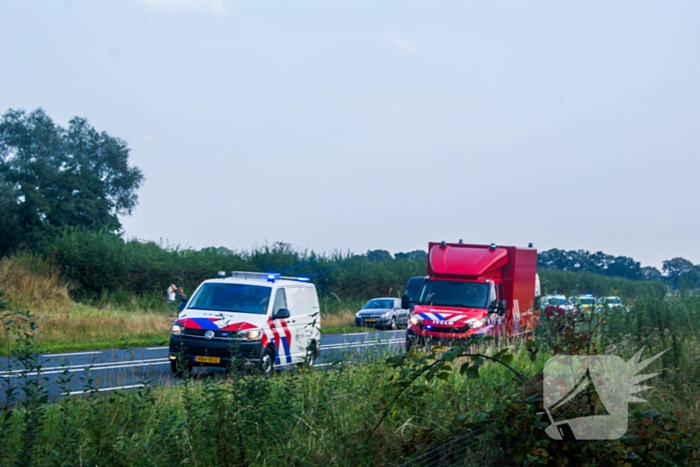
169, 272, 321, 375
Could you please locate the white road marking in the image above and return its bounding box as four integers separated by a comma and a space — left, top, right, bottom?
0, 358, 171, 378
1, 336, 405, 379
65, 384, 145, 396
42, 351, 102, 357
320, 338, 404, 351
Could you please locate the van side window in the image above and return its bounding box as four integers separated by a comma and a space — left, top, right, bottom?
273, 288, 287, 314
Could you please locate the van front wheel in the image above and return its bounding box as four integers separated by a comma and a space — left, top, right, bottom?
260, 346, 275, 375
170, 359, 191, 376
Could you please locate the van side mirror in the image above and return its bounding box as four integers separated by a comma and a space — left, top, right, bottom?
273, 308, 291, 319
401, 294, 411, 310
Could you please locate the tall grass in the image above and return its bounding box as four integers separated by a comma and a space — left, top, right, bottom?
0, 252, 173, 355
0, 254, 71, 312
0, 291, 698, 465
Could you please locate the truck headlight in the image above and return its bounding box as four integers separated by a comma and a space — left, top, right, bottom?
409, 316, 420, 326
471, 318, 487, 328
238, 330, 262, 340
171, 323, 183, 335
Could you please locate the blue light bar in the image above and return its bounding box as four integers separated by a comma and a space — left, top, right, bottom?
297, 277, 310, 282
267, 274, 278, 282
585, 293, 593, 297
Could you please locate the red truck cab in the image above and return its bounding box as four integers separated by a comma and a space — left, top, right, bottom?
404, 242, 538, 350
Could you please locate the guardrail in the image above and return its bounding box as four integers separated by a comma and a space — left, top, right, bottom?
398, 427, 506, 467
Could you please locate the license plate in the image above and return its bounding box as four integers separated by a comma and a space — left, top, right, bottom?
432, 346, 450, 352
365, 319, 377, 323
194, 356, 220, 364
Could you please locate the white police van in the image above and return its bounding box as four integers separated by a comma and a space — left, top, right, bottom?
169, 272, 321, 374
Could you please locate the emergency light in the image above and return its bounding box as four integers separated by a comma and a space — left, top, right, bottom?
229, 271, 312, 283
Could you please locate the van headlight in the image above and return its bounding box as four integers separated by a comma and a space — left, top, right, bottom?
238, 330, 262, 340
171, 323, 183, 335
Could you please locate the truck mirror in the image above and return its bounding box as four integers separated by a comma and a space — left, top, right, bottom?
401, 294, 410, 310
497, 300, 507, 316
273, 308, 291, 319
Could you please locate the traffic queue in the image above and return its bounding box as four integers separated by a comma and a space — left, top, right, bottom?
168, 240, 626, 375
169, 241, 537, 375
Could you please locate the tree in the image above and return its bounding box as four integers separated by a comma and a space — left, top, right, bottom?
0, 108, 143, 253
365, 249, 393, 262
662, 257, 698, 290
394, 250, 428, 262
641, 266, 662, 282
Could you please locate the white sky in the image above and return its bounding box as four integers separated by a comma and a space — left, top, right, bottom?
1, 0, 699, 268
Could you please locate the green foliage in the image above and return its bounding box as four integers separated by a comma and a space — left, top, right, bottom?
539, 269, 667, 299
41, 231, 426, 307
0, 293, 698, 465
538, 248, 645, 280
0, 108, 143, 255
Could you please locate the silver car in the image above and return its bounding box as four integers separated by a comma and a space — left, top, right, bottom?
355, 298, 408, 330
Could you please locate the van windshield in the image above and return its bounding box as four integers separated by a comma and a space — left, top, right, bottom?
187, 283, 271, 314
418, 280, 489, 309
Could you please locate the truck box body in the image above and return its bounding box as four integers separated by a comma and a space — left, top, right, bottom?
407, 242, 538, 345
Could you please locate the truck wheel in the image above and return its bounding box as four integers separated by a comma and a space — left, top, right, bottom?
260, 346, 275, 375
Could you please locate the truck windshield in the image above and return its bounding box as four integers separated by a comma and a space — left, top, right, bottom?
418, 280, 489, 309
187, 283, 271, 314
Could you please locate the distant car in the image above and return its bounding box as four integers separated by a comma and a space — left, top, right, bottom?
355, 298, 408, 330
403, 276, 426, 303
571, 294, 600, 313
541, 295, 574, 313
599, 296, 627, 311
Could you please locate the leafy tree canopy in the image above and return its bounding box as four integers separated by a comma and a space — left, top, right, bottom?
537, 248, 643, 280
0, 108, 143, 253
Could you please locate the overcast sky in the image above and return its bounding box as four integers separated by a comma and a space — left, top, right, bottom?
1, 0, 698, 268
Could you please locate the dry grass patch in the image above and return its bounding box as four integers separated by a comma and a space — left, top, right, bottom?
321, 309, 356, 328
0, 253, 71, 311
0, 252, 172, 353
32, 303, 173, 347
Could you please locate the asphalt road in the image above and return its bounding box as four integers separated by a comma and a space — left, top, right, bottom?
0, 329, 406, 407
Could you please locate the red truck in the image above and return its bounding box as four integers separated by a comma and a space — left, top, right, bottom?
403, 241, 538, 350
